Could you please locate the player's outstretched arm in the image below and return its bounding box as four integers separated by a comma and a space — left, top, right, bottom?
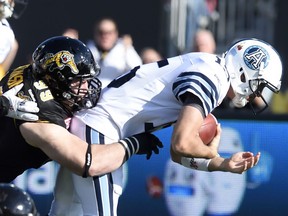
208, 151, 261, 174
19, 122, 163, 177
175, 150, 260, 173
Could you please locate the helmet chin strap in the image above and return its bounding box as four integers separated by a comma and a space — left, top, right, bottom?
248, 88, 269, 115
258, 62, 265, 77
232, 62, 266, 111
231, 93, 248, 108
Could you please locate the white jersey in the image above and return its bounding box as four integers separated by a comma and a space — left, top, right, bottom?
87, 38, 142, 88
75, 52, 230, 139
51, 52, 231, 216
0, 19, 14, 63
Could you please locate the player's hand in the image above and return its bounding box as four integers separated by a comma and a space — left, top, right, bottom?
3, 84, 39, 121
123, 133, 163, 160
136, 133, 163, 159
220, 151, 261, 174
207, 123, 221, 157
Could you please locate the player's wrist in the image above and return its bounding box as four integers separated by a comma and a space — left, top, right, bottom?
180, 157, 211, 172
119, 136, 139, 161
208, 155, 225, 172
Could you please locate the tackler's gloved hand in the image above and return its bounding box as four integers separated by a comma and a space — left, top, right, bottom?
3, 83, 39, 121
119, 132, 163, 160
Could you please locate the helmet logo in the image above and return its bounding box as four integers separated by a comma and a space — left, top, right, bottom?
244, 46, 269, 70
43, 51, 79, 74
237, 44, 244, 50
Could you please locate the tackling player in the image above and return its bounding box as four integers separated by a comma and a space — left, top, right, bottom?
0, 36, 163, 182
50, 38, 282, 215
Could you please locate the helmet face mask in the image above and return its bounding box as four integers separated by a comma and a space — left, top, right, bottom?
32, 36, 102, 112
247, 79, 270, 113
63, 76, 102, 111
225, 38, 283, 114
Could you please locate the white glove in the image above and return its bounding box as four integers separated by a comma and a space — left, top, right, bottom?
3, 83, 39, 121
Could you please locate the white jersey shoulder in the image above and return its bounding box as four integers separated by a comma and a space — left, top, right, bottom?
75, 52, 230, 139
0, 19, 15, 63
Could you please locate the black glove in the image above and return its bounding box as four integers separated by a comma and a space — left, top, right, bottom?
119, 132, 163, 160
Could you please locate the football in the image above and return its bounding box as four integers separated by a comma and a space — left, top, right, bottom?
199, 113, 218, 145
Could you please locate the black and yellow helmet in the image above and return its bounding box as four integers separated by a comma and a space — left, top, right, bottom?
0, 183, 39, 216
32, 36, 102, 111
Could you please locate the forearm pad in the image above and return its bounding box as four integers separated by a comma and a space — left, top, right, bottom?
119, 132, 163, 161
119, 137, 139, 161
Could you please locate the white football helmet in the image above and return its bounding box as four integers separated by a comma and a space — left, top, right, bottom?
0, 0, 28, 20
0, 0, 14, 19
224, 38, 282, 113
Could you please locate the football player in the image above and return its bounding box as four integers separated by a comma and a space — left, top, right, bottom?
0, 0, 28, 79
0, 36, 162, 182
50, 38, 282, 215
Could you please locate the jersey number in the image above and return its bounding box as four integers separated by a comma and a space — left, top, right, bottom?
34, 81, 54, 102
144, 121, 175, 133
107, 59, 169, 88
107, 66, 140, 88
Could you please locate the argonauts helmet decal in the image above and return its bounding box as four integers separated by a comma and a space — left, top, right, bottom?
243, 45, 269, 70
224, 38, 283, 114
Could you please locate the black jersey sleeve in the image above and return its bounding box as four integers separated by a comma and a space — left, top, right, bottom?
0, 96, 9, 116
23, 67, 71, 128
1, 65, 71, 128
